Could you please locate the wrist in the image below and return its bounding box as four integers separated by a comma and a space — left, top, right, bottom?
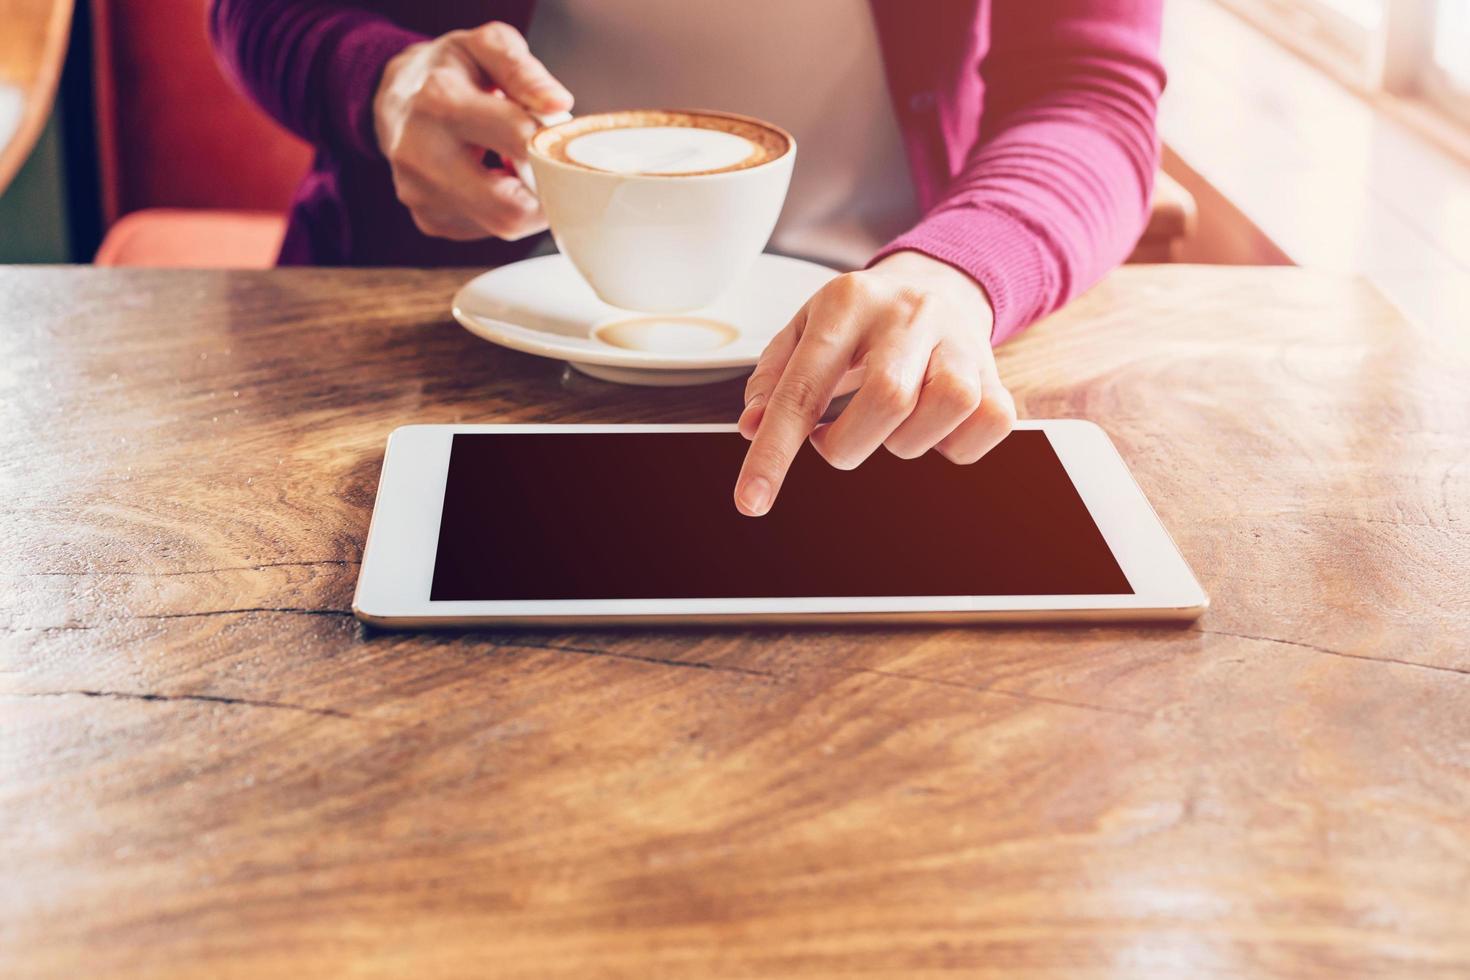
323, 20, 431, 160
872, 250, 995, 341
373, 41, 427, 156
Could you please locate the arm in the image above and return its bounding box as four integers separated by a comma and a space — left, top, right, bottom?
208, 0, 426, 158
733, 0, 1163, 515
210, 4, 573, 240
874, 0, 1167, 344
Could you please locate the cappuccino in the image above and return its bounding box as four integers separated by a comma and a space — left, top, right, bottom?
525, 108, 796, 311
531, 110, 791, 177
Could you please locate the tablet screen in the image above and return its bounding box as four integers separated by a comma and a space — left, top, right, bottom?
430, 430, 1132, 600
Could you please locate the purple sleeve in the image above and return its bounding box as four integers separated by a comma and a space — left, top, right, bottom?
875, 0, 1166, 344
208, 0, 428, 158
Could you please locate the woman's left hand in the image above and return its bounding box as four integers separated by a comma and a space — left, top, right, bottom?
734, 250, 1016, 517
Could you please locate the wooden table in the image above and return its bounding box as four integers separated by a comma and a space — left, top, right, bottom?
2, 266, 1467, 977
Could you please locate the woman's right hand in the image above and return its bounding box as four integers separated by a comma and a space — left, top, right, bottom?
373, 21, 573, 242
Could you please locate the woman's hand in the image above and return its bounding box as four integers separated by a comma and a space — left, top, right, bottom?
373, 21, 572, 241
734, 250, 1016, 517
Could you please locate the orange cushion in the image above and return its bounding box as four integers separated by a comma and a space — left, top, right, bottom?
95, 209, 286, 268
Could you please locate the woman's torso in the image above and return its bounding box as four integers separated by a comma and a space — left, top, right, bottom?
527, 0, 920, 270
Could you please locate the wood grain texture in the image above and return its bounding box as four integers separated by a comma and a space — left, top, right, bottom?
1, 266, 1467, 978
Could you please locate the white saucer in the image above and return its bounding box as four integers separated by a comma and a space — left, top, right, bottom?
452, 253, 839, 386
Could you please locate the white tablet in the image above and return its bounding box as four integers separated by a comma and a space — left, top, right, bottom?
353, 422, 1207, 627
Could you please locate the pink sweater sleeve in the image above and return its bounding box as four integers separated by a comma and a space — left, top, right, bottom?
875, 0, 1166, 345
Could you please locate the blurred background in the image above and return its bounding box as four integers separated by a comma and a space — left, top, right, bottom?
1, 0, 1466, 334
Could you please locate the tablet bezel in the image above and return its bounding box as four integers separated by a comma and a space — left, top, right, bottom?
352, 421, 1208, 626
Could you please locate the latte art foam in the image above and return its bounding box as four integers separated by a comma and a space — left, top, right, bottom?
565, 127, 757, 175
531, 109, 791, 177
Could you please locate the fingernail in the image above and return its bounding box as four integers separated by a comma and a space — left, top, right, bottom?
536, 84, 572, 109
737, 476, 772, 516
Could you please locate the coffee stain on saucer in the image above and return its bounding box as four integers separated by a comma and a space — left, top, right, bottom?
592, 315, 740, 354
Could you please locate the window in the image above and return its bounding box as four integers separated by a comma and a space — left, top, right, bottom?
1215, 0, 1470, 133
1325, 0, 1386, 28
1427, 0, 1470, 120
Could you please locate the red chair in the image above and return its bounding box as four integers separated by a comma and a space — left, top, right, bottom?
90, 0, 310, 266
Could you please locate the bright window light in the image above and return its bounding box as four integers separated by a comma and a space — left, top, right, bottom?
1434, 0, 1470, 89
1321, 0, 1385, 30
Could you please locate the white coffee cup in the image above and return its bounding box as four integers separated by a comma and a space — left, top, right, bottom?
526, 110, 796, 313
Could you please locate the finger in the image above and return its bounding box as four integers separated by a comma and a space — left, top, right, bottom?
808, 335, 929, 469
406, 145, 545, 240
405, 202, 487, 241
833, 363, 866, 398
459, 21, 573, 112
935, 377, 1017, 464
734, 315, 860, 516
738, 314, 802, 440
405, 177, 543, 242
390, 133, 498, 240
882, 341, 984, 459
739, 314, 867, 442
464, 170, 547, 240
417, 68, 541, 162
